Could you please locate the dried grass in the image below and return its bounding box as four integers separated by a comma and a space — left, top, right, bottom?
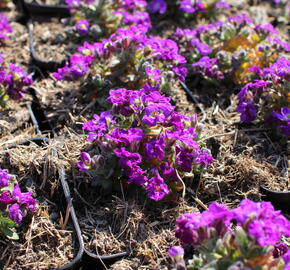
0, 143, 75, 269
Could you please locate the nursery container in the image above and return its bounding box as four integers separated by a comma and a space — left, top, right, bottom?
260, 185, 290, 214
28, 20, 66, 71
1, 138, 84, 270
19, 0, 70, 18
57, 167, 127, 270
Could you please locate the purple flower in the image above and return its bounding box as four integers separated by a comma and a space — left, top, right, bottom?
159, 162, 177, 180
194, 149, 214, 168
233, 199, 290, 246
146, 169, 169, 201
179, 0, 205, 13
108, 88, 137, 116
268, 108, 290, 137
176, 202, 232, 245
53, 54, 92, 81
283, 250, 290, 265
168, 246, 184, 259
77, 152, 92, 172
142, 103, 174, 126
0, 168, 10, 188
215, 1, 230, 9
255, 24, 278, 36
273, 243, 289, 258
148, 0, 167, 14
145, 67, 163, 85
175, 146, 195, 173
12, 185, 36, 212
201, 202, 232, 236
192, 56, 224, 80
237, 102, 257, 123
75, 19, 90, 35
144, 135, 165, 161
0, 191, 13, 205
82, 112, 115, 141
176, 212, 201, 245
114, 147, 147, 185
9, 203, 24, 224
0, 13, 12, 40
108, 128, 144, 147
228, 13, 253, 25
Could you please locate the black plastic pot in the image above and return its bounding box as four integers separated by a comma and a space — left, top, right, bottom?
56, 156, 127, 270
55, 154, 84, 270
1, 138, 84, 270
260, 185, 290, 213
19, 0, 70, 18
82, 249, 127, 270
27, 87, 56, 136
28, 20, 66, 71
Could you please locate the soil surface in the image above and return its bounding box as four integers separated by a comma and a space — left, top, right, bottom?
30, 19, 74, 63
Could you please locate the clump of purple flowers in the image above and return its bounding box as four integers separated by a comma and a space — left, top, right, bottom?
65, 0, 150, 39
148, 0, 230, 20
169, 199, 290, 269
0, 168, 36, 239
237, 57, 289, 136
53, 25, 187, 95
173, 13, 289, 84
77, 84, 213, 201
0, 55, 33, 106
0, 13, 12, 40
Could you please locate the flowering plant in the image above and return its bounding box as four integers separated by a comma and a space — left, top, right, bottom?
0, 13, 12, 40
53, 25, 187, 98
77, 84, 213, 201
148, 0, 230, 20
169, 199, 290, 270
237, 57, 290, 136
0, 54, 33, 106
0, 169, 36, 240
65, 0, 150, 38
173, 13, 290, 84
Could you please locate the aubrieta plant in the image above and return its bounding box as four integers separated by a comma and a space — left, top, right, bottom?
0, 13, 12, 40
65, 0, 150, 39
0, 54, 33, 106
237, 57, 290, 136
77, 84, 213, 201
168, 199, 290, 270
53, 25, 187, 98
148, 0, 230, 21
0, 168, 36, 240
173, 13, 290, 84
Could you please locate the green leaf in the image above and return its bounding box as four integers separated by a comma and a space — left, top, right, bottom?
235, 227, 250, 255
1, 226, 19, 240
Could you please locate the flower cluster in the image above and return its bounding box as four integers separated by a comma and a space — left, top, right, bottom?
148, 0, 230, 20
53, 25, 187, 95
237, 57, 289, 136
0, 54, 33, 106
0, 168, 36, 239
173, 13, 290, 84
0, 13, 12, 40
169, 199, 290, 269
65, 0, 150, 38
77, 84, 212, 201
